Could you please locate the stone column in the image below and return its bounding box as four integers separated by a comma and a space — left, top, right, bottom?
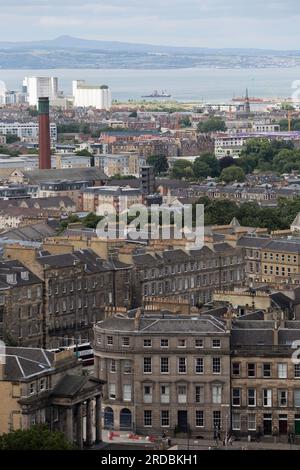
86, 399, 93, 447
66, 407, 74, 443
76, 403, 83, 449
95, 395, 102, 443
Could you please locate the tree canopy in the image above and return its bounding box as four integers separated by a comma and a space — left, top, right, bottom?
0, 425, 75, 450
197, 117, 227, 133
147, 154, 169, 175
219, 165, 245, 183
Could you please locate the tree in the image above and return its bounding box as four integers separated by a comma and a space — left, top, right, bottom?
219, 165, 245, 183
0, 425, 75, 450
6, 134, 20, 144
193, 153, 220, 178
83, 212, 103, 229
75, 149, 93, 157
179, 117, 192, 128
147, 154, 168, 175
219, 156, 235, 171
197, 117, 226, 133
171, 159, 194, 179
129, 110, 138, 118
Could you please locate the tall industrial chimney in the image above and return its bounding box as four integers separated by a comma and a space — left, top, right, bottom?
38, 97, 51, 169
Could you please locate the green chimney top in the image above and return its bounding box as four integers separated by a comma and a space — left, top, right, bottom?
38, 97, 50, 114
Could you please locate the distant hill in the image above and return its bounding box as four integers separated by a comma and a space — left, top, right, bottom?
0, 36, 300, 69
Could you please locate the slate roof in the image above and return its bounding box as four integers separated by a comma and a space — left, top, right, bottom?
1, 222, 56, 242
96, 314, 227, 334
0, 347, 54, 380
22, 167, 107, 184
52, 375, 105, 398
237, 236, 271, 249
0, 259, 42, 288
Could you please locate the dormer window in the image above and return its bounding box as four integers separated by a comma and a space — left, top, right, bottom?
21, 271, 29, 281
7, 273, 17, 284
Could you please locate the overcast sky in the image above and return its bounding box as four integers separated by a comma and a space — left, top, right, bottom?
1, 0, 300, 49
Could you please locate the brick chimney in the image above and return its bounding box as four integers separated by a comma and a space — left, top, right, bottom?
38, 97, 51, 170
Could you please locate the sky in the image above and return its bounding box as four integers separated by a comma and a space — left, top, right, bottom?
1, 0, 300, 49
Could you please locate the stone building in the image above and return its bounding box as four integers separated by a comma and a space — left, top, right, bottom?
231, 316, 300, 440
0, 347, 104, 448
4, 246, 132, 348
131, 244, 245, 308
0, 260, 43, 347
93, 311, 231, 437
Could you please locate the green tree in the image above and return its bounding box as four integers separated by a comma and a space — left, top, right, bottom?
193, 153, 220, 178
219, 165, 245, 183
147, 154, 168, 175
171, 159, 194, 179
197, 117, 226, 133
75, 149, 93, 157
83, 212, 103, 229
6, 134, 20, 144
179, 116, 192, 128
0, 425, 75, 450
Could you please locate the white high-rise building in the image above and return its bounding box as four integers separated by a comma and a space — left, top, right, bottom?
72, 80, 112, 110
23, 76, 58, 106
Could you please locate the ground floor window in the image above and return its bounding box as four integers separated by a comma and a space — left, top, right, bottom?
144, 410, 152, 427
195, 410, 204, 428
232, 413, 240, 431
161, 410, 170, 427
213, 411, 221, 429
248, 414, 256, 431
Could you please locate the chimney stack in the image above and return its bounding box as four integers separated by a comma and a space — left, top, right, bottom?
38, 97, 51, 169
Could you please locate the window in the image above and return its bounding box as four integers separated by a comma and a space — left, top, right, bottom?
144, 339, 152, 348
232, 388, 241, 406
263, 389, 272, 407
195, 385, 204, 404
247, 363, 256, 377
195, 410, 204, 428
232, 362, 240, 376
161, 385, 170, 403
195, 339, 204, 348
161, 339, 169, 348
278, 390, 287, 407
160, 357, 169, 374
195, 357, 204, 374
212, 339, 221, 349
178, 385, 187, 404
110, 359, 116, 373
213, 411, 221, 429
161, 410, 170, 427
294, 389, 300, 407
248, 388, 256, 407
212, 385, 222, 404
248, 414, 256, 431
178, 339, 186, 348
123, 384, 132, 401
232, 413, 241, 431
108, 384, 116, 399
107, 336, 113, 346
124, 360, 132, 374
122, 337, 130, 347
263, 363, 271, 378
29, 382, 35, 395
144, 410, 152, 427
295, 364, 300, 378
143, 357, 152, 374
39, 379, 46, 392
212, 357, 221, 374
143, 385, 152, 403
278, 363, 287, 379
178, 357, 187, 374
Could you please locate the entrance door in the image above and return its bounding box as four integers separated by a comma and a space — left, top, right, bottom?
120, 408, 132, 430
177, 410, 188, 432
295, 415, 300, 435
279, 416, 288, 434
104, 407, 114, 429
263, 414, 272, 435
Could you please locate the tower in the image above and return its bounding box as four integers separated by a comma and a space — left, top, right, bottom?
38, 97, 51, 170
244, 88, 251, 115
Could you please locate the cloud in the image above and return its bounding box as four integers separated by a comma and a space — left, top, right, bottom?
0, 0, 299, 48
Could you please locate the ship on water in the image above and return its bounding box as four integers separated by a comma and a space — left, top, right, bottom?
142, 90, 172, 98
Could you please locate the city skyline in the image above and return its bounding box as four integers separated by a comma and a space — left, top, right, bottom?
1, 0, 300, 50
